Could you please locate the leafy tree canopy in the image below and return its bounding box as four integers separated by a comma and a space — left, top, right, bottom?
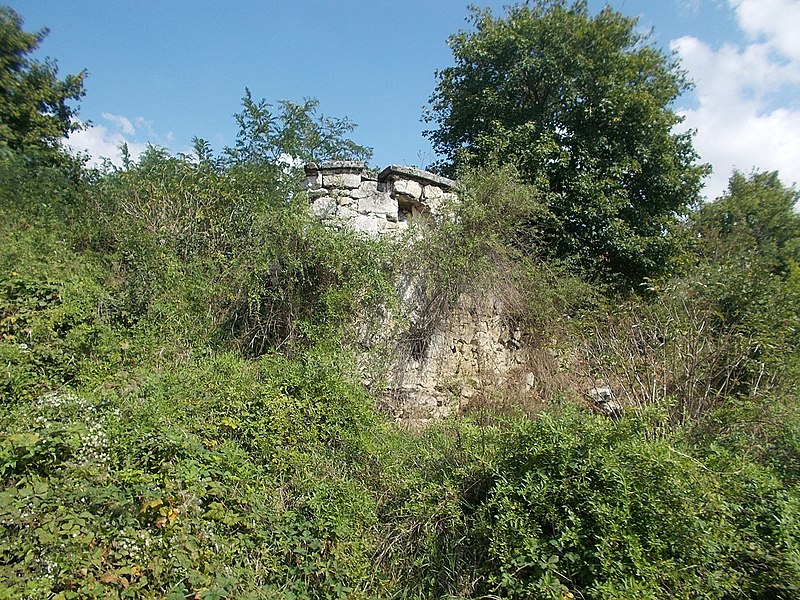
0, 6, 85, 164
694, 170, 800, 276
425, 0, 709, 289
223, 88, 372, 167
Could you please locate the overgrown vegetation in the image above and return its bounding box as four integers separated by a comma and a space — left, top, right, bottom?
2, 3, 799, 599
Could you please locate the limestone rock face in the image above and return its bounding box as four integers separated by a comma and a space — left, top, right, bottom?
304, 163, 584, 427
374, 284, 528, 423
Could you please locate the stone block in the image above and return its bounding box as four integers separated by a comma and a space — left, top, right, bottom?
350, 180, 379, 199
423, 185, 444, 200
351, 214, 385, 236
336, 206, 360, 221
336, 193, 355, 206
384, 220, 408, 233
307, 187, 329, 199
322, 172, 361, 189
306, 172, 321, 189
424, 197, 445, 215
378, 165, 458, 191
316, 160, 366, 170
358, 191, 396, 217
392, 178, 422, 199
310, 197, 336, 218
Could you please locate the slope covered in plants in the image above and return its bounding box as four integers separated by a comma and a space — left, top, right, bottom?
2, 4, 800, 599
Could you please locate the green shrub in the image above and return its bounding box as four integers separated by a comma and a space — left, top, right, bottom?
474, 411, 731, 598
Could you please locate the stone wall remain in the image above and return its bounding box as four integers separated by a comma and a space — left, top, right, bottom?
306, 161, 530, 425
304, 161, 458, 235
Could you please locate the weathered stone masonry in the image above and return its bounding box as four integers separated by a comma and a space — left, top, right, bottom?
304, 161, 459, 235
305, 161, 530, 423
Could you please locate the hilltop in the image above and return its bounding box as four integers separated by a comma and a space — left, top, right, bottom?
2, 4, 800, 598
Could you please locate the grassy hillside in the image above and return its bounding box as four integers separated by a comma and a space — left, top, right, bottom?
1, 147, 799, 599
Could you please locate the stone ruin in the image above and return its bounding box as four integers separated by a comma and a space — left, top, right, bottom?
386, 293, 530, 423
302, 162, 613, 425
304, 161, 533, 424
304, 161, 459, 235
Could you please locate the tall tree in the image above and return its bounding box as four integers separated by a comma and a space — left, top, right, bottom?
694, 171, 800, 276
0, 7, 86, 164
224, 89, 372, 167
688, 171, 800, 361
425, 0, 708, 288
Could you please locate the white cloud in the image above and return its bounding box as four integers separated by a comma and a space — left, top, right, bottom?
100, 112, 135, 136
65, 113, 174, 168
733, 0, 800, 61
672, 0, 800, 199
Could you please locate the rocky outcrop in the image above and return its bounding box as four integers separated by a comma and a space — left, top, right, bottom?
587, 386, 623, 420
385, 291, 528, 423
304, 161, 458, 235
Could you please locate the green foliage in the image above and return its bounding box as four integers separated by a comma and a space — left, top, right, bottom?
0, 6, 85, 167
0, 167, 122, 403
224, 89, 373, 167
0, 156, 388, 595
478, 412, 723, 598
370, 410, 800, 600
0, 360, 381, 599
1, 11, 798, 598
425, 0, 708, 288
397, 165, 600, 378
84, 144, 394, 357
686, 171, 800, 386
473, 410, 800, 599
694, 170, 800, 277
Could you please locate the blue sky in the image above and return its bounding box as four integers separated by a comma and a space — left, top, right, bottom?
9, 0, 799, 199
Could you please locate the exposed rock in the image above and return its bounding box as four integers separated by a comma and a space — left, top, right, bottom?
380, 290, 528, 422
336, 194, 355, 207
588, 386, 623, 420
